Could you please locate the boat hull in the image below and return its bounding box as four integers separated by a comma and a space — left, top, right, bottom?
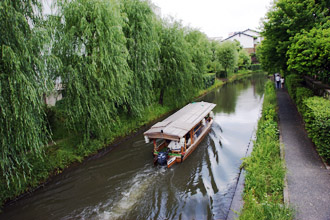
166, 118, 213, 168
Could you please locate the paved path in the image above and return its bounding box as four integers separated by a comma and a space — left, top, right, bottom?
277, 88, 330, 220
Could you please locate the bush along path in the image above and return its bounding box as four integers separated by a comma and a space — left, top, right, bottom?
276, 86, 330, 219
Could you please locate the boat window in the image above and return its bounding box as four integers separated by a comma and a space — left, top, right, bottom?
194, 122, 203, 137
186, 132, 190, 140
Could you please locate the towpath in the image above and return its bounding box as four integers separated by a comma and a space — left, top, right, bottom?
276, 88, 330, 220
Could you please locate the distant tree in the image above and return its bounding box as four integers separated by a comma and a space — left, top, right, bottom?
238, 49, 251, 69
54, 0, 131, 140
185, 29, 212, 86
233, 39, 243, 52
216, 41, 238, 77
208, 40, 222, 75
0, 0, 50, 187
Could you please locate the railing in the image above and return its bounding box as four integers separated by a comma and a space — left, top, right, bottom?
304, 76, 330, 100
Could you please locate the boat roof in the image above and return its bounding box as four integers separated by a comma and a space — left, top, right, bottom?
144, 102, 216, 141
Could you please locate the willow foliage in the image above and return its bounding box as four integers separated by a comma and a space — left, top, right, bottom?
121, 0, 159, 116
185, 30, 212, 88
0, 0, 49, 187
54, 0, 131, 140
157, 21, 195, 106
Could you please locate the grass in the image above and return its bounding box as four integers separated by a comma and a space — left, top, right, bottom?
239, 81, 294, 219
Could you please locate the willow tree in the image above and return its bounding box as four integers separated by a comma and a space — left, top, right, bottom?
54, 0, 131, 139
209, 40, 222, 75
121, 0, 159, 116
157, 21, 195, 106
0, 0, 49, 187
185, 29, 212, 87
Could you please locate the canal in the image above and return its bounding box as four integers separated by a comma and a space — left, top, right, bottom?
0, 73, 267, 220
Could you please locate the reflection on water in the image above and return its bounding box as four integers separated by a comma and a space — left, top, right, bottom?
0, 73, 266, 220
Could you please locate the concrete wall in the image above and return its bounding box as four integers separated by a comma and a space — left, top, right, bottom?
45, 90, 63, 106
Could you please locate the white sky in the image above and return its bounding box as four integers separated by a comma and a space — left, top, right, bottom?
150, 0, 273, 38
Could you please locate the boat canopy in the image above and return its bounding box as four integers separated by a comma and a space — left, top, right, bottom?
144, 102, 216, 141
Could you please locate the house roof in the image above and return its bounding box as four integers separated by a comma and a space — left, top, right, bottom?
222, 32, 256, 42
242, 29, 260, 35
144, 102, 216, 141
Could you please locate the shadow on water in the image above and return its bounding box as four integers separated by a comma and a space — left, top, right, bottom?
0, 72, 267, 220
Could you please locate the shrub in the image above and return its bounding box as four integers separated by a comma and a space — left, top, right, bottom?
238, 49, 251, 70
203, 73, 216, 89
250, 64, 261, 71
303, 97, 330, 163
295, 87, 314, 113
285, 74, 303, 101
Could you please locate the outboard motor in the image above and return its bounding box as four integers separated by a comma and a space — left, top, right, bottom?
157, 151, 168, 166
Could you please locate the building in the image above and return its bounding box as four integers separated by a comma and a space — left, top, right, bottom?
44, 76, 63, 106
222, 29, 263, 54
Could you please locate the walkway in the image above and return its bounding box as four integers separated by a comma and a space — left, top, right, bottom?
276, 88, 330, 220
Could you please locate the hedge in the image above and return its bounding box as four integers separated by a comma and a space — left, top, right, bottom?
250, 64, 261, 71
285, 74, 330, 164
303, 97, 330, 163
295, 87, 314, 113
203, 73, 216, 89
285, 74, 303, 101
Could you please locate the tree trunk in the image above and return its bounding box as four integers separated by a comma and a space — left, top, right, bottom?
159, 88, 164, 105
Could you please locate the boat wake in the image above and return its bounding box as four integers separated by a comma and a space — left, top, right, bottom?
63, 166, 166, 220
98, 167, 165, 220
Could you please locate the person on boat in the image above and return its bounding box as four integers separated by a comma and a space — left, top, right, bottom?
168, 140, 181, 151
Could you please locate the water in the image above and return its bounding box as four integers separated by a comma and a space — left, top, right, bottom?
0, 73, 266, 220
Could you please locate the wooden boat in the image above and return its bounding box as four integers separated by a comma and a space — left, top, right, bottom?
144, 101, 216, 168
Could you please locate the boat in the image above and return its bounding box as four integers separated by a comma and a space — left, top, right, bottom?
143, 101, 216, 168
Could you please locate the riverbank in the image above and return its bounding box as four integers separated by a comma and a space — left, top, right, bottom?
239, 81, 293, 219
0, 71, 257, 208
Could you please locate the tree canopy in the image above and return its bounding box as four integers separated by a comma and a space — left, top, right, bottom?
259, 0, 330, 81
54, 0, 131, 139
287, 21, 330, 83
121, 0, 159, 116
157, 21, 195, 106
238, 48, 251, 70
0, 0, 244, 194
216, 41, 238, 77
0, 0, 49, 187
185, 29, 212, 84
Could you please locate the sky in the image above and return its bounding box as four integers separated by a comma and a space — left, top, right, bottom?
150, 0, 273, 39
